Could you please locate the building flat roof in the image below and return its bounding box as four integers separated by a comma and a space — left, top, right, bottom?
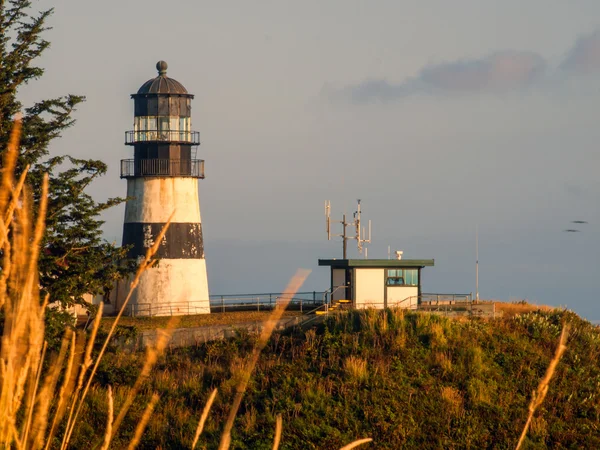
318, 259, 435, 268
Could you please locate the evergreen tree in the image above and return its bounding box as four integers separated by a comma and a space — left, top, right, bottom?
1, 1, 132, 308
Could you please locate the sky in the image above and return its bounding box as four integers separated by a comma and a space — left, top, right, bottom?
18, 0, 600, 319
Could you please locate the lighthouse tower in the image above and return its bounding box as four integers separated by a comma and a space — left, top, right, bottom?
120, 61, 210, 316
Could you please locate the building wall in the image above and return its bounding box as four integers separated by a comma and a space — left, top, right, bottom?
332, 268, 346, 301
124, 177, 201, 223
386, 286, 419, 308
122, 176, 210, 316
354, 268, 385, 308
128, 259, 210, 316
55, 292, 115, 320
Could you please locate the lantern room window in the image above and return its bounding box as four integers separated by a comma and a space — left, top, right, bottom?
134, 116, 191, 141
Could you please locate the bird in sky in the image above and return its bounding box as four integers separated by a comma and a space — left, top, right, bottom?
563, 229, 581, 233
571, 220, 588, 224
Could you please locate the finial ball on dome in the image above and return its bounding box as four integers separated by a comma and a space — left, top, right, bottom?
156, 60, 168, 75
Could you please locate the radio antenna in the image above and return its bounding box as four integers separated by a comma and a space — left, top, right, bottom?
324, 199, 372, 259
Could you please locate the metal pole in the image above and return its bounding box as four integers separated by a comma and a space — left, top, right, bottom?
476, 224, 479, 301
221, 296, 224, 313
342, 214, 347, 259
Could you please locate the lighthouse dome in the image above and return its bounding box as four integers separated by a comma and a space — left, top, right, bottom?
136, 61, 188, 95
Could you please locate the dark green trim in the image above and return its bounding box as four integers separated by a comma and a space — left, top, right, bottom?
319, 259, 434, 268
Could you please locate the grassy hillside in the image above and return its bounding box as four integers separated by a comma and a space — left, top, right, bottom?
100, 310, 302, 332
75, 308, 600, 449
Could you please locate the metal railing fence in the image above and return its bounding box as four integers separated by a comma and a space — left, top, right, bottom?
209, 291, 326, 314
125, 291, 327, 317
120, 158, 204, 178
420, 293, 472, 304
123, 292, 474, 317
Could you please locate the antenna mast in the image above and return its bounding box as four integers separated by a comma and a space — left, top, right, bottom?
476, 224, 479, 301
325, 199, 372, 259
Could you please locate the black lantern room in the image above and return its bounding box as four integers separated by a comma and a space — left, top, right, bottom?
120, 61, 204, 178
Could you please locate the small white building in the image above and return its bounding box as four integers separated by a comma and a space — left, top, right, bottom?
319, 258, 435, 309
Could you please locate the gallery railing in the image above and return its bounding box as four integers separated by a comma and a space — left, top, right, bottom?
120, 158, 204, 178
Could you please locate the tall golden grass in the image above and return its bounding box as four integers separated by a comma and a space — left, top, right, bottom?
494, 301, 554, 318
0, 119, 176, 449
0, 118, 374, 449
0, 117, 50, 448
515, 325, 569, 450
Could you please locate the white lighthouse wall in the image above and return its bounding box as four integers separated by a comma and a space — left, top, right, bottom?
123, 176, 210, 316
128, 259, 210, 316
125, 178, 201, 223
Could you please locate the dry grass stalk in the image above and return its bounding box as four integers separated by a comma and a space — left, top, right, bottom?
45, 331, 84, 450
61, 212, 174, 449
126, 393, 159, 450
0, 118, 50, 449
339, 437, 373, 449
515, 325, 569, 450
272, 414, 282, 450
29, 333, 72, 449
495, 301, 554, 318
441, 386, 464, 417
100, 386, 114, 450
110, 316, 180, 443
21, 341, 47, 447
191, 388, 218, 449
0, 117, 21, 215
344, 356, 368, 382
218, 269, 310, 450
59, 308, 103, 450
0, 164, 29, 250
0, 118, 179, 449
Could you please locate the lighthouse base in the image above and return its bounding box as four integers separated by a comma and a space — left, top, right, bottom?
125, 259, 210, 316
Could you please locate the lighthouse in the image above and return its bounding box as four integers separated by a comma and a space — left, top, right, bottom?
120, 61, 210, 316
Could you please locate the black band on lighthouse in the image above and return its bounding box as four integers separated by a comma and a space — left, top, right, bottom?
122, 222, 204, 259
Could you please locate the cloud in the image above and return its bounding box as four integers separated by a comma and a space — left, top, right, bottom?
561, 30, 600, 74
333, 51, 546, 103
329, 29, 600, 104
419, 51, 546, 92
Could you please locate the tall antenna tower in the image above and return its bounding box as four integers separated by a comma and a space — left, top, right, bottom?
475, 224, 479, 301
325, 199, 372, 259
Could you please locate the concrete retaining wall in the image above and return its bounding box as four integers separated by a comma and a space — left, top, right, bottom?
119, 317, 302, 352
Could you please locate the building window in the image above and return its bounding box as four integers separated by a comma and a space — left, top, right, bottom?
133, 116, 191, 142
387, 269, 418, 286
